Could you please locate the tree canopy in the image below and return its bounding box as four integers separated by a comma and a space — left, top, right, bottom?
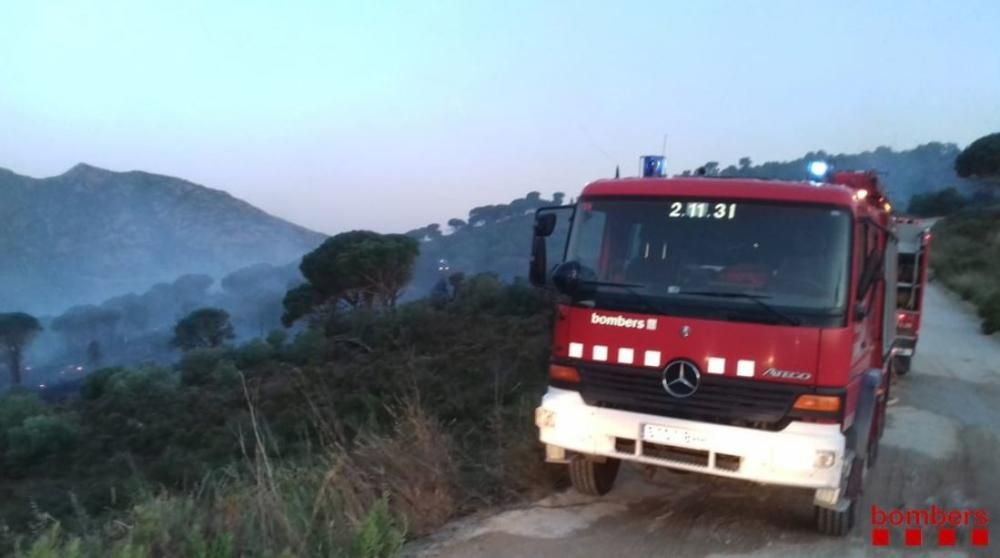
283, 231, 420, 325
171, 308, 235, 351
0, 313, 42, 385
955, 132, 1000, 183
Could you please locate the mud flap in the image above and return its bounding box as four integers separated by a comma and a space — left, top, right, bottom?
844, 456, 866, 499
847, 369, 882, 461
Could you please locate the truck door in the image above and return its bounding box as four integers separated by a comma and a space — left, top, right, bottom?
851, 221, 883, 372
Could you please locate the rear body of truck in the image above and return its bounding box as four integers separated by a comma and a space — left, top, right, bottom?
892, 217, 932, 374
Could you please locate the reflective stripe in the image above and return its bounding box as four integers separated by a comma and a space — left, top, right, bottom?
644, 350, 662, 367
707, 357, 726, 374
592, 345, 608, 361
617, 348, 634, 365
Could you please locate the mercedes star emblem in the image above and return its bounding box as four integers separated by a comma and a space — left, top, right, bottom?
662, 359, 701, 398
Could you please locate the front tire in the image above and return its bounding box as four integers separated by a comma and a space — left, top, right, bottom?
569, 455, 621, 496
815, 499, 856, 536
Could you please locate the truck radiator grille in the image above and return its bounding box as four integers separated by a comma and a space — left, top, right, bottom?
577, 364, 808, 431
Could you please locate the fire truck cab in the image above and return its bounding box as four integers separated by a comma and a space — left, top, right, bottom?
892, 217, 932, 375
529, 165, 896, 535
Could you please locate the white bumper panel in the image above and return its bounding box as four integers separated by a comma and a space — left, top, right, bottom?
536, 388, 845, 489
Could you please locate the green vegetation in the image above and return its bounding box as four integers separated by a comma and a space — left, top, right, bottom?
907, 187, 970, 217
955, 132, 1000, 183
171, 308, 236, 350
283, 231, 420, 325
931, 206, 1000, 334
1, 230, 557, 556
0, 312, 43, 385
7, 265, 303, 391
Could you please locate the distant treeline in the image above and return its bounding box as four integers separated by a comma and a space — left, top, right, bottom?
13, 262, 303, 389
404, 191, 567, 298
681, 142, 977, 204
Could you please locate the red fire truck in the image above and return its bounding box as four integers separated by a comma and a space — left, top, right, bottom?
529, 163, 897, 535
892, 217, 932, 375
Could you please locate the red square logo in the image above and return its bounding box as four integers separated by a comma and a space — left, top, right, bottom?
937, 528, 956, 546
905, 528, 922, 546
871, 528, 889, 546
971, 528, 989, 547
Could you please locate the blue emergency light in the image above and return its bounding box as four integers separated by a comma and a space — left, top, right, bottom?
640, 155, 666, 178
807, 160, 830, 179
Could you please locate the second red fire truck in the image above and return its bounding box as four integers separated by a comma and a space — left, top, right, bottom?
892, 217, 932, 375
530, 161, 897, 535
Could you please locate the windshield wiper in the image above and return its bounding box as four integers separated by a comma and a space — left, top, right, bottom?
577, 280, 669, 316
678, 290, 802, 326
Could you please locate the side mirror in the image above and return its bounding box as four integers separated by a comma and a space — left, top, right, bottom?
534, 213, 557, 237
854, 302, 867, 321
528, 205, 573, 287
529, 235, 548, 287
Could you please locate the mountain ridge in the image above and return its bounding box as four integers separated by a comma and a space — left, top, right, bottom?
0, 163, 325, 315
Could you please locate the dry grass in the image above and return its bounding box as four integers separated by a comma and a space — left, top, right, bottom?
321, 398, 460, 537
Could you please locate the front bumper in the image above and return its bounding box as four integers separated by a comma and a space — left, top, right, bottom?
536, 387, 846, 490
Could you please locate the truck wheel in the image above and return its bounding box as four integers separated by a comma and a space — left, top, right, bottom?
893, 355, 911, 376
568, 455, 620, 496
815, 499, 856, 536
815, 453, 865, 536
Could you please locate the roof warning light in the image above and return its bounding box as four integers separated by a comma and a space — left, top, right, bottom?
807, 160, 830, 179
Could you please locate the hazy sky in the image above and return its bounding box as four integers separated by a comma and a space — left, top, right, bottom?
3, 0, 999, 234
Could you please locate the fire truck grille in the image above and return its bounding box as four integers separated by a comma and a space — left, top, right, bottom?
577, 364, 808, 431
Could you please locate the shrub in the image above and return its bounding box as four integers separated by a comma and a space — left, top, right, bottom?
265, 329, 287, 351
5, 414, 79, 469
325, 399, 459, 536
350, 498, 405, 558
979, 292, 1000, 334
907, 187, 968, 217
0, 392, 48, 432
284, 329, 328, 366
233, 339, 275, 369
179, 349, 230, 386
15, 523, 82, 558
932, 208, 1000, 333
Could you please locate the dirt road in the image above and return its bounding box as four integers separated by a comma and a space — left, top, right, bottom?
410, 284, 1000, 557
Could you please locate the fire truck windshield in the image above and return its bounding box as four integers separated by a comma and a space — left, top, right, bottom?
563, 198, 852, 327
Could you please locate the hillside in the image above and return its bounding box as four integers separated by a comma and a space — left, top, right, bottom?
0, 164, 325, 314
